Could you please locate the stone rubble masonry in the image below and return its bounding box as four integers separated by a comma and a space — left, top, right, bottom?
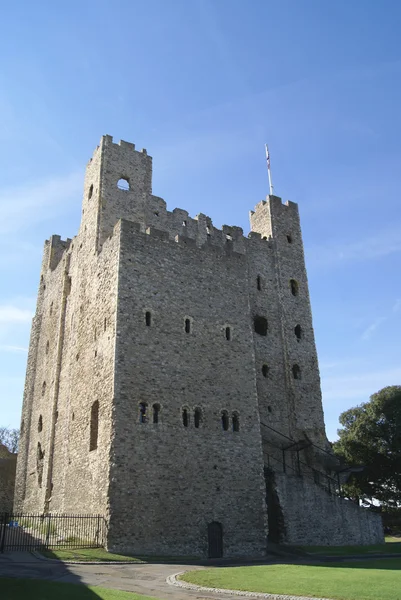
14, 135, 383, 556
0, 444, 17, 513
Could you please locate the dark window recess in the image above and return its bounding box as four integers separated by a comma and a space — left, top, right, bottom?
152, 403, 160, 424
221, 411, 229, 431
262, 364, 269, 378
104, 317, 107, 331
41, 381, 46, 396
287, 234, 293, 243
267, 405, 272, 413
194, 408, 202, 428
88, 184, 93, 199
185, 318, 191, 333
182, 408, 189, 427
90, 400, 99, 451
225, 326, 231, 341
139, 402, 148, 423
290, 279, 299, 296
117, 178, 130, 191
38, 415, 43, 433
292, 364, 301, 380
254, 316, 268, 336
294, 324, 302, 340
46, 341, 49, 354
232, 413, 239, 432
257, 275, 262, 291
145, 311, 151, 326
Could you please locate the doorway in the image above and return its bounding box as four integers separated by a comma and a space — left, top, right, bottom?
207, 521, 223, 558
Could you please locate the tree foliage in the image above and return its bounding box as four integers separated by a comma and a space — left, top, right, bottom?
0, 427, 19, 453
333, 386, 401, 507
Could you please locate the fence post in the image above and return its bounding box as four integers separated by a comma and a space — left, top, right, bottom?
45, 514, 52, 548
0, 513, 8, 553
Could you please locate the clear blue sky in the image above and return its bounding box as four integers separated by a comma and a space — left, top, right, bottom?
1, 0, 400, 441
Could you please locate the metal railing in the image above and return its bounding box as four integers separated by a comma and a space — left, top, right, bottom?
0, 513, 106, 552
260, 420, 343, 496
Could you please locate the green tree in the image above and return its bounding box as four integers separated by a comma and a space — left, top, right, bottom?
0, 427, 19, 453
333, 386, 401, 507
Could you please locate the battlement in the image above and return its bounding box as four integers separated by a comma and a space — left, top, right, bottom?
47, 235, 72, 271
250, 195, 299, 217
102, 135, 149, 156
119, 208, 270, 258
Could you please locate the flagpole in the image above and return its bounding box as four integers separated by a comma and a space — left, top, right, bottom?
265, 143, 274, 196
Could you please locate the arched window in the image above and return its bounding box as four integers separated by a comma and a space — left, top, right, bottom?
117, 178, 130, 191
221, 410, 229, 431
262, 364, 269, 378
182, 407, 189, 427
41, 381, 46, 396
194, 407, 202, 428
38, 415, 43, 433
225, 326, 231, 341
152, 403, 160, 424
254, 316, 268, 336
139, 402, 148, 423
287, 234, 293, 243
290, 279, 299, 296
292, 364, 301, 380
88, 184, 93, 199
145, 311, 151, 327
257, 275, 262, 291
294, 324, 302, 341
232, 412, 239, 432
46, 340, 49, 354
90, 400, 99, 451
185, 318, 191, 334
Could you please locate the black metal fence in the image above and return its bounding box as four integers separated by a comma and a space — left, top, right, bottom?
0, 513, 106, 552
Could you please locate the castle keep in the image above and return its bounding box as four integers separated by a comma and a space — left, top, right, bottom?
14, 135, 383, 556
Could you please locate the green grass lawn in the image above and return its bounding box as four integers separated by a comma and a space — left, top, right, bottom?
40, 548, 145, 562
39, 547, 198, 563
180, 559, 401, 600
1, 578, 156, 600
300, 537, 401, 556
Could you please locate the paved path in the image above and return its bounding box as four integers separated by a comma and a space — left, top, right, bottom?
0, 551, 236, 600
1, 550, 399, 600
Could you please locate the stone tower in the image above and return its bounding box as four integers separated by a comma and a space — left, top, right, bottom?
14, 136, 383, 555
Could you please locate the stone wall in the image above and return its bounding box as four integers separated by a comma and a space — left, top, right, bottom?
272, 472, 384, 546
0, 444, 17, 513
108, 218, 268, 557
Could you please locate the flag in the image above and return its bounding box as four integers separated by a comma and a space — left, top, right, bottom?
265, 144, 270, 170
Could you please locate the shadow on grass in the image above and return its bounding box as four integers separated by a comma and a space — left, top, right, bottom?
309, 557, 401, 571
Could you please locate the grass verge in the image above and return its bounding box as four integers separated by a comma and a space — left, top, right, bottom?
0, 577, 156, 600
180, 559, 401, 600
300, 538, 401, 556
39, 548, 145, 562
38, 547, 199, 563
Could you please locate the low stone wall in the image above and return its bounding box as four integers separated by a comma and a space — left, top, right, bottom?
0, 446, 17, 513
274, 472, 383, 546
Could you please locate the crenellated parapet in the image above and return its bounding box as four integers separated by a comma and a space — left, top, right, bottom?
47, 235, 72, 271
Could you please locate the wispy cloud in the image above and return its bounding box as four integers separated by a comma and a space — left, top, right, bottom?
0, 305, 33, 323
0, 171, 83, 234
0, 345, 28, 353
361, 317, 387, 341
306, 226, 401, 269
393, 298, 401, 313
322, 366, 401, 404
